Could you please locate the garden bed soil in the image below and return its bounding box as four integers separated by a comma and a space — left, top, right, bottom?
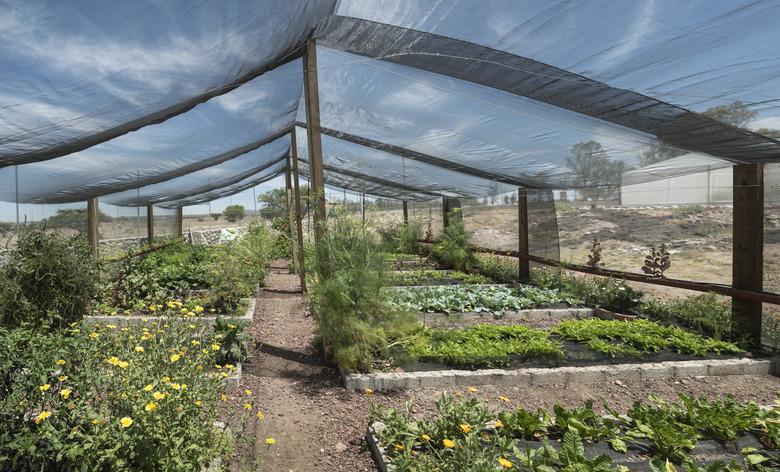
233, 259, 780, 472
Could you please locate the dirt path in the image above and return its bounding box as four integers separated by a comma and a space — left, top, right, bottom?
239, 260, 780, 471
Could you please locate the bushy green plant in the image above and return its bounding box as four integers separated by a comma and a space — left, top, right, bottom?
583, 277, 644, 313
0, 229, 99, 329
406, 323, 563, 368
222, 204, 245, 222
0, 318, 258, 471
386, 269, 490, 286
433, 213, 475, 272
310, 212, 416, 372
388, 285, 579, 314
212, 317, 251, 366
553, 318, 743, 358
475, 253, 519, 283
640, 294, 731, 340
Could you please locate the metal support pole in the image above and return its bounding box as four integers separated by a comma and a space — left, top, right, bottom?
361, 193, 366, 222
290, 130, 307, 292
518, 188, 530, 282
303, 37, 327, 273
87, 197, 99, 258
732, 163, 764, 346
402, 200, 409, 224
14, 165, 20, 231
146, 205, 154, 245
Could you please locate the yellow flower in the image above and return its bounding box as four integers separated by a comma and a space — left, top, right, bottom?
189, 324, 196, 329
365, 388, 374, 395
256, 411, 264, 420
56, 359, 66, 366
265, 438, 276, 446
394, 443, 404, 451
34, 410, 52, 424
162, 376, 171, 382
152, 391, 166, 400
106, 324, 117, 330
244, 389, 252, 396
135, 346, 144, 353
118, 360, 129, 369
39, 383, 51, 392
170, 383, 182, 390
211, 343, 220, 351
91, 417, 106, 426
442, 439, 455, 448
120, 417, 133, 428
228, 324, 236, 329
140, 333, 152, 341
58, 375, 68, 382
194, 306, 204, 313
495, 420, 504, 429
243, 403, 253, 410
498, 457, 513, 469
60, 388, 72, 400
145, 402, 158, 412
180, 383, 187, 390
421, 434, 431, 441
221, 394, 230, 402
191, 340, 200, 346
459, 423, 471, 434
498, 396, 510, 403
143, 384, 153, 392
194, 400, 202, 407
169, 353, 181, 363
89, 332, 99, 339
467, 387, 478, 393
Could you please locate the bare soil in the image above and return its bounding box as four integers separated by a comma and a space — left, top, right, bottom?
235, 261, 780, 471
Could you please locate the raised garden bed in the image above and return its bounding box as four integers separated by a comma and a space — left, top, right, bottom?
386, 284, 581, 314
343, 318, 771, 391
85, 296, 256, 327
366, 395, 780, 471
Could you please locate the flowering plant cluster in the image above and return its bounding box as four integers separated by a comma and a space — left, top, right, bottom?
0, 316, 261, 471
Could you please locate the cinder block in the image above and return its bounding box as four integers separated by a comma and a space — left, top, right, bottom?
528, 368, 569, 386
707, 359, 748, 376
639, 363, 673, 380
740, 360, 772, 375
568, 366, 607, 384
604, 364, 641, 382
673, 361, 709, 378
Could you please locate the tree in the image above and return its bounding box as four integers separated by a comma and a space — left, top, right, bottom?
756, 128, 780, 139
639, 101, 762, 167
222, 205, 245, 223
701, 100, 757, 128
258, 185, 309, 219
565, 141, 626, 200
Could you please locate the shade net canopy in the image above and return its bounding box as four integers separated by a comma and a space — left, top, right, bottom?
0, 0, 334, 166
0, 0, 779, 214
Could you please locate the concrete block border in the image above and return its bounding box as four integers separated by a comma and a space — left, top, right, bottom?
366, 422, 394, 472
222, 363, 243, 390
84, 296, 257, 327
418, 307, 593, 324
343, 357, 779, 392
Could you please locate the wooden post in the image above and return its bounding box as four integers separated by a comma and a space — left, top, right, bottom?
290, 130, 307, 292
361, 193, 366, 222
146, 204, 154, 245
285, 155, 298, 271
303, 37, 327, 273
517, 188, 530, 282
87, 197, 99, 258
732, 163, 764, 345
176, 207, 183, 238
402, 200, 409, 224
442, 198, 462, 227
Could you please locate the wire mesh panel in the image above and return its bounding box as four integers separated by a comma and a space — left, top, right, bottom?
461, 192, 518, 252
763, 163, 780, 348
408, 199, 442, 242
98, 203, 148, 258
153, 206, 178, 239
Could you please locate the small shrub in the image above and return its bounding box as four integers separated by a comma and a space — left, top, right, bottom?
433, 212, 475, 272
642, 243, 671, 278
0, 228, 99, 329
583, 277, 644, 313
639, 293, 731, 339
310, 212, 416, 372
587, 238, 602, 269
475, 254, 518, 283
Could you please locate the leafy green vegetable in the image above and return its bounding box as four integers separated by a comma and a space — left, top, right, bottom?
388, 285, 579, 314
553, 318, 743, 358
